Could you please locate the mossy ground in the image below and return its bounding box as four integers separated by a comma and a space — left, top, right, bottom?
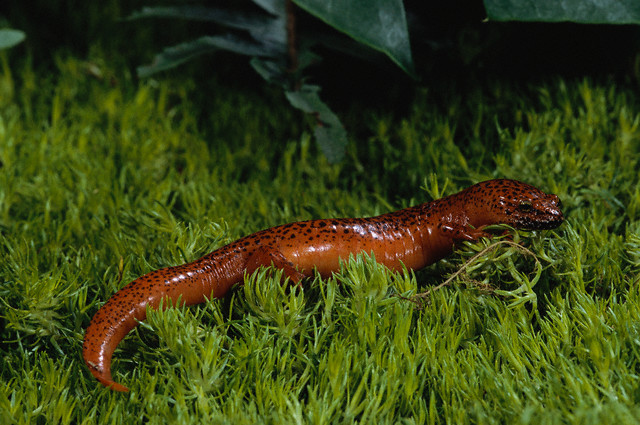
1, 51, 640, 424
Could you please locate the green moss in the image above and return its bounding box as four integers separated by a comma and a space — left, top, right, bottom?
1, 52, 640, 424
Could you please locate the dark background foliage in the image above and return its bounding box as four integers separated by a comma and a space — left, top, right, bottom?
3, 0, 639, 82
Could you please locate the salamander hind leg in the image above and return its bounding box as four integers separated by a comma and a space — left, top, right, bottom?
245, 247, 306, 285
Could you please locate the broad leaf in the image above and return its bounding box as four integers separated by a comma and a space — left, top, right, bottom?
485, 0, 640, 23
0, 29, 26, 50
128, 5, 287, 52
250, 58, 288, 86
138, 34, 277, 77
292, 0, 415, 76
252, 0, 285, 17
127, 6, 272, 28
285, 85, 348, 163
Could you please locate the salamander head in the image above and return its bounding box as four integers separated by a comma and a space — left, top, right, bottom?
463, 179, 564, 230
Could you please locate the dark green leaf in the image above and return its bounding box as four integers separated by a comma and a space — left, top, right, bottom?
138, 35, 277, 78
292, 0, 415, 76
128, 6, 287, 53
0, 29, 26, 50
484, 0, 640, 23
128, 6, 274, 30
286, 85, 348, 163
252, 0, 285, 17
250, 58, 288, 85
313, 118, 348, 164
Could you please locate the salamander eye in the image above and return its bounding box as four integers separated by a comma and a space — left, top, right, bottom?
517, 201, 533, 212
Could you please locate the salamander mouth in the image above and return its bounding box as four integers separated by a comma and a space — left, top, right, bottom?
522, 215, 564, 230
515, 207, 564, 230
508, 193, 565, 230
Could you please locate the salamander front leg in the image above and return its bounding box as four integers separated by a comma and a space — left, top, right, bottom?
245, 247, 306, 285
440, 223, 492, 243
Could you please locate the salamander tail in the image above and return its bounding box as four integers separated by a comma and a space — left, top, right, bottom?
83, 314, 133, 392
88, 366, 130, 392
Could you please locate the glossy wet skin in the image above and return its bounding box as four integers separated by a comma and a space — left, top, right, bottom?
83, 179, 564, 392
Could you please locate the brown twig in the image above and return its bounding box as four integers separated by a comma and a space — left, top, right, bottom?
285, 0, 299, 78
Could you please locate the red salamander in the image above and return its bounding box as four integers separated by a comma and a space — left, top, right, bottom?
83, 179, 564, 392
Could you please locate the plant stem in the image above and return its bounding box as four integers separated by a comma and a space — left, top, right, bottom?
285, 0, 299, 88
